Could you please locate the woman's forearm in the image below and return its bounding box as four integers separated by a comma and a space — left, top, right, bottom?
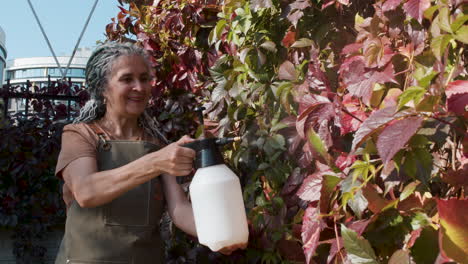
162, 174, 197, 237
65, 154, 161, 208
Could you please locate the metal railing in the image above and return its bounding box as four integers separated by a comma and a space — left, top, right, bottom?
1, 76, 85, 120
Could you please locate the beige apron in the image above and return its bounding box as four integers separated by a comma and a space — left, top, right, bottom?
55, 124, 164, 264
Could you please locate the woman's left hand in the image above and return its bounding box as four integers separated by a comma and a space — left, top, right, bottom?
218, 242, 248, 255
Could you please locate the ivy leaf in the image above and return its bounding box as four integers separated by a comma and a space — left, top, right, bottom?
287, 0, 311, 27
445, 80, 468, 115
352, 106, 415, 151
341, 224, 379, 264
341, 56, 397, 104
278, 60, 298, 81
250, 0, 273, 11
297, 171, 324, 202
282, 29, 296, 47
307, 129, 329, 163
259, 40, 277, 53
436, 7, 453, 33
291, 38, 314, 48
437, 198, 468, 263
400, 182, 419, 201
382, 0, 403, 12
388, 250, 411, 264
377, 116, 424, 165
431, 34, 453, 61
302, 205, 326, 264
454, 25, 468, 44
403, 0, 431, 24
451, 15, 468, 33
397, 86, 426, 110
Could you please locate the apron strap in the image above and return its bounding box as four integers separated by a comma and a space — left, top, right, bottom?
86, 123, 112, 151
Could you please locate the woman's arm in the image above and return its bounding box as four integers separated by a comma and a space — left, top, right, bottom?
162, 174, 197, 236
62, 137, 195, 208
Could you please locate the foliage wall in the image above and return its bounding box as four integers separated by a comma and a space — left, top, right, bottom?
108, 0, 468, 263
0, 82, 86, 263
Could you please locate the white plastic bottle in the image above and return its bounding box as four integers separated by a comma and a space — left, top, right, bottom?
185, 138, 249, 252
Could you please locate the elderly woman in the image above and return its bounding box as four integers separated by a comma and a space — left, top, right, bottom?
55, 43, 242, 264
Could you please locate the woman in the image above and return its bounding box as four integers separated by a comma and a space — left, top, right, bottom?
55, 42, 244, 263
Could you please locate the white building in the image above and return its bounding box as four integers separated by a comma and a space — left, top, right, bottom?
3, 48, 91, 116
0, 26, 6, 85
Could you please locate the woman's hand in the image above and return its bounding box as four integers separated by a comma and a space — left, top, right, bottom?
152, 135, 196, 176
218, 242, 248, 255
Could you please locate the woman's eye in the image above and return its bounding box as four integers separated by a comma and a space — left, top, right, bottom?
121, 77, 133, 83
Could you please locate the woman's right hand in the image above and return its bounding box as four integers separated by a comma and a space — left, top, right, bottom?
152, 135, 196, 176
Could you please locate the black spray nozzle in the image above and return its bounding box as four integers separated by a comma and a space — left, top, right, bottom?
182, 137, 241, 168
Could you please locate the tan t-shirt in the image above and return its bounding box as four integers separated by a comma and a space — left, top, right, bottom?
55, 122, 161, 178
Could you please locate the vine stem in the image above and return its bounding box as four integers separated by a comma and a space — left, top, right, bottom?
334, 216, 345, 262
341, 108, 363, 123
430, 114, 467, 135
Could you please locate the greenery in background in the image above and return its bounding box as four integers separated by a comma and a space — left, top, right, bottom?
110, 0, 467, 263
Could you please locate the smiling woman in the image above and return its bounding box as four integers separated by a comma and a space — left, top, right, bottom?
54, 42, 245, 263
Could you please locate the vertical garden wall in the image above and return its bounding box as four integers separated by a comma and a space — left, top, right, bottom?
108, 0, 467, 263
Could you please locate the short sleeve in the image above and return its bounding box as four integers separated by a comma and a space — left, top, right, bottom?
55, 123, 98, 178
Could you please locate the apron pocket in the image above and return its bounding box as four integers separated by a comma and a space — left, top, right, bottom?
104, 181, 155, 227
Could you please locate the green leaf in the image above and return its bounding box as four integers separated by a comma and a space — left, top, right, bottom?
423, 5, 438, 21
411, 227, 439, 264
410, 212, 430, 230
341, 225, 379, 264
431, 34, 453, 61
437, 7, 452, 33
291, 38, 314, 48
416, 71, 438, 88
454, 25, 468, 44
400, 182, 419, 201
397, 86, 426, 110
307, 129, 328, 162
209, 19, 227, 45
351, 160, 371, 182
259, 40, 277, 53
451, 14, 468, 32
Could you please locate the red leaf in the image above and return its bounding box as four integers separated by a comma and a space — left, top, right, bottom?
282, 29, 296, 47
437, 198, 468, 263
279, 60, 298, 81
445, 80, 468, 116
362, 184, 392, 213
297, 172, 325, 202
340, 94, 367, 135
340, 57, 397, 104
442, 163, 468, 188
296, 94, 331, 138
352, 106, 415, 151
302, 205, 326, 264
383, 0, 403, 11
341, 43, 363, 55
403, 0, 431, 23
377, 116, 424, 164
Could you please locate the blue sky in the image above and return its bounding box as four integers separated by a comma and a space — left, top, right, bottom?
0, 0, 126, 60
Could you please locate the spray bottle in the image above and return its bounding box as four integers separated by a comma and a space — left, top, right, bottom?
183, 107, 249, 252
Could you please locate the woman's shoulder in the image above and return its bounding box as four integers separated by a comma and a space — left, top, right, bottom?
63, 122, 100, 144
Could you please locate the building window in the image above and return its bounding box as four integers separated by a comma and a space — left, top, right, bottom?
47, 68, 85, 78
11, 68, 45, 79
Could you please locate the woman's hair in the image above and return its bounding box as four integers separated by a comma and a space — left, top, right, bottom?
74, 42, 168, 143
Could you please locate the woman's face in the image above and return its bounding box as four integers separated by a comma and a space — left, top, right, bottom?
103, 54, 152, 118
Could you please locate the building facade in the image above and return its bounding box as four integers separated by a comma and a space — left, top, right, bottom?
3, 48, 91, 116
0, 26, 6, 86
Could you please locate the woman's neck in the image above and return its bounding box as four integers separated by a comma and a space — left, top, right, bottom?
99, 112, 141, 140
